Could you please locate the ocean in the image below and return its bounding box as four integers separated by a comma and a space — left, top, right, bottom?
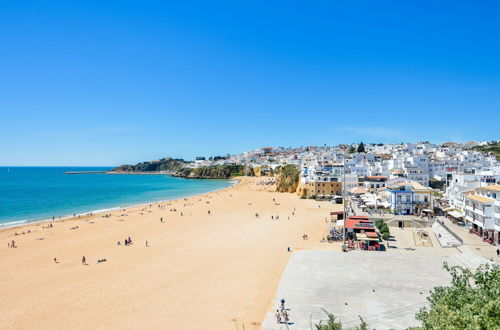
0, 167, 234, 227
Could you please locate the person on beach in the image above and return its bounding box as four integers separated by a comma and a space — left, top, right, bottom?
271, 215, 274, 220
280, 298, 286, 311
497, 248, 499, 257
146, 240, 149, 247
208, 210, 211, 215
283, 310, 289, 323
53, 257, 57, 263
275, 310, 281, 324
81, 256, 86, 265
160, 217, 163, 223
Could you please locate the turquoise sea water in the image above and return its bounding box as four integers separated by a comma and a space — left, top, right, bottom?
0, 167, 234, 227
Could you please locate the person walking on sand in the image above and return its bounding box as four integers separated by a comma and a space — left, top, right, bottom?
53, 257, 58, 263
497, 248, 499, 257
283, 310, 289, 323
160, 217, 163, 223
81, 256, 86, 265
280, 298, 286, 311
275, 309, 281, 324
146, 240, 149, 247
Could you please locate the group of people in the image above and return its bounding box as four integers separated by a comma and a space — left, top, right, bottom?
7, 240, 16, 248
275, 298, 290, 324
14, 230, 30, 235
118, 236, 133, 246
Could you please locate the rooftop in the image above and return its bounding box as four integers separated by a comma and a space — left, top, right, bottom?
466, 194, 494, 203
478, 184, 500, 192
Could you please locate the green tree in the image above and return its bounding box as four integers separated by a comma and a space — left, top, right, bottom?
348, 146, 356, 154
415, 263, 500, 329
315, 310, 368, 330
357, 142, 366, 153
315, 309, 342, 330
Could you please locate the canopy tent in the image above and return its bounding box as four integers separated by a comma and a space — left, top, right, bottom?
378, 201, 391, 208
349, 187, 367, 195
448, 210, 465, 218
356, 233, 379, 241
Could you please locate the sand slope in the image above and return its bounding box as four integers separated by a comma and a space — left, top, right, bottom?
0, 177, 342, 329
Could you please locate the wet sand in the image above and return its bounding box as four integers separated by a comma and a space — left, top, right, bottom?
0, 177, 342, 329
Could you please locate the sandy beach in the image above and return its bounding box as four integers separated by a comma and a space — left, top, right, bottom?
0, 177, 342, 329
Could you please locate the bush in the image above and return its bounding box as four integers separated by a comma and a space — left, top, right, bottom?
415, 263, 500, 329
315, 309, 368, 330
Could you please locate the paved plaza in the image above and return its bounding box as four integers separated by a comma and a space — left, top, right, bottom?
263, 250, 467, 330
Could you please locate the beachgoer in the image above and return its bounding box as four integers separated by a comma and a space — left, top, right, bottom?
160, 217, 163, 223
283, 310, 289, 323
280, 298, 285, 311
271, 215, 274, 220
497, 248, 499, 257
275, 310, 281, 324
53, 257, 57, 263
82, 256, 86, 265
146, 240, 148, 247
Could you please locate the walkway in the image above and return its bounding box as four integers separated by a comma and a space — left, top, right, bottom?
432, 221, 461, 248
437, 216, 499, 262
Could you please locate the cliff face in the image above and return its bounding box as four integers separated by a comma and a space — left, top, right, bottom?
275, 165, 300, 193
172, 164, 247, 179
111, 158, 188, 173
113, 158, 256, 179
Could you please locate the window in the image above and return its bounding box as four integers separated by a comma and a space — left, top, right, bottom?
406, 196, 411, 203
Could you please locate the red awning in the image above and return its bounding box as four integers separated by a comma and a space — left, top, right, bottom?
330, 211, 344, 215
344, 219, 375, 230
348, 215, 369, 220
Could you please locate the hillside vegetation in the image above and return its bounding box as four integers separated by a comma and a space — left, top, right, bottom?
470, 142, 500, 161
173, 164, 247, 179
111, 158, 188, 172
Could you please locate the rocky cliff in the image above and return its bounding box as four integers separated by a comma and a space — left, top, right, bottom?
172, 164, 247, 179
111, 158, 189, 173
275, 165, 300, 193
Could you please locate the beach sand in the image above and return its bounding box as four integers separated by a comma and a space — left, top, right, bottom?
0, 177, 342, 329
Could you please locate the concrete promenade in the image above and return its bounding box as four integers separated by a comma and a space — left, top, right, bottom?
262, 250, 452, 330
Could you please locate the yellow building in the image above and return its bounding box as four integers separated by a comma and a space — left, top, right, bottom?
296, 181, 342, 197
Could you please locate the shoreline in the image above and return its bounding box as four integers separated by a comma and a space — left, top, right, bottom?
0, 178, 238, 231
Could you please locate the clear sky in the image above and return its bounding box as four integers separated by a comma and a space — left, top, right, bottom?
1, 1, 499, 166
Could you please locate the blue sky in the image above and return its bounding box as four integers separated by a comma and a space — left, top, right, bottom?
1, 1, 499, 166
